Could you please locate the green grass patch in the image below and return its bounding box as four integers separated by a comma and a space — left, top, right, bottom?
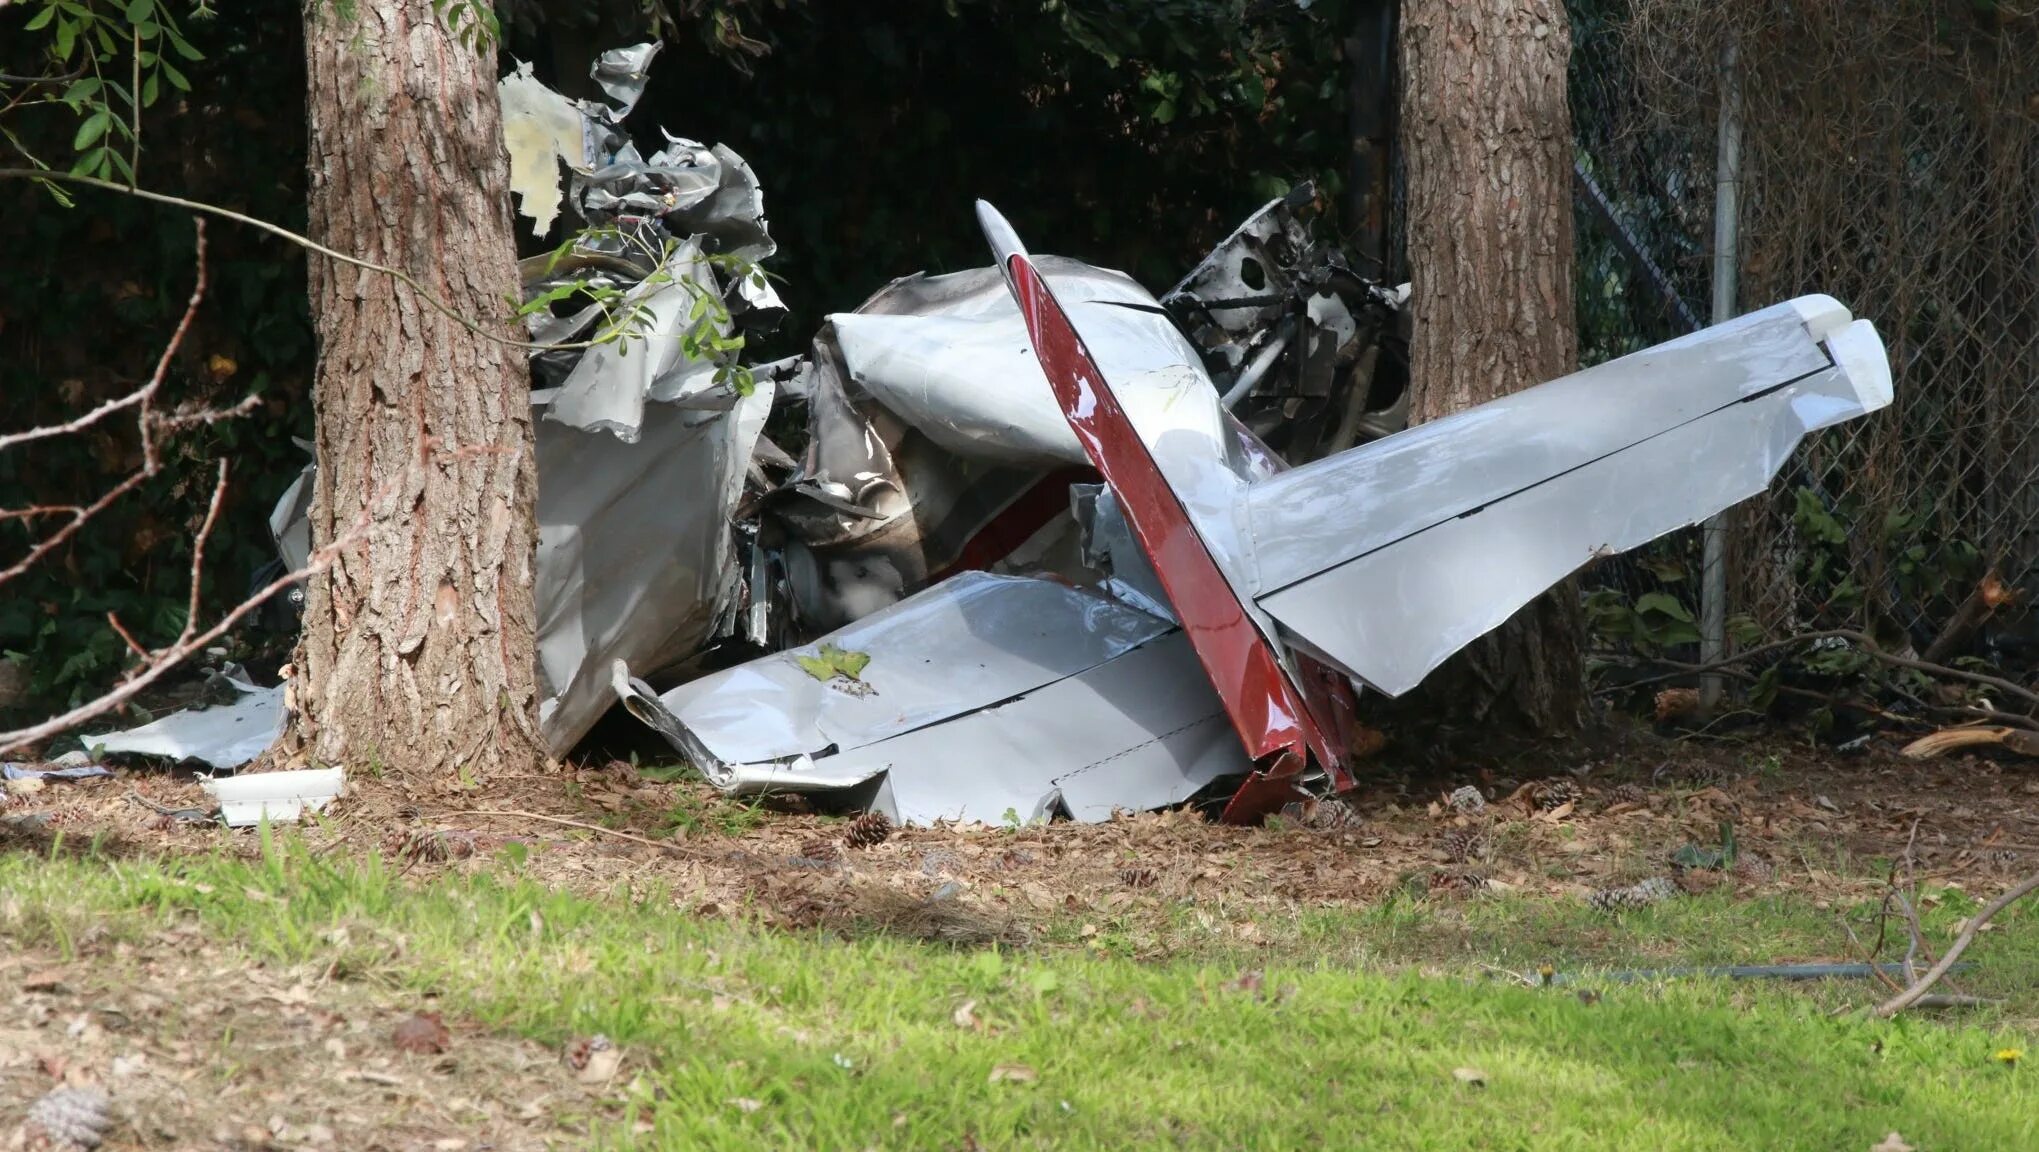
1, 843, 2033, 1150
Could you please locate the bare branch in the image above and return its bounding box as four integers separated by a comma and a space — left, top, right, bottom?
0, 385, 151, 452
181, 459, 231, 646
1874, 871, 2039, 1017
0, 217, 210, 590
1605, 628, 2039, 712
104, 612, 150, 663
0, 507, 370, 757
0, 169, 603, 353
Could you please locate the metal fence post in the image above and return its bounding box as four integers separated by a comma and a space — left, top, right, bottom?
1700, 41, 1741, 710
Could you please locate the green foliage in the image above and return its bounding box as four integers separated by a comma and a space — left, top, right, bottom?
1789, 482, 1984, 635
523, 228, 764, 396
427, 0, 500, 49
15, 0, 208, 182
796, 642, 870, 683
1585, 586, 1703, 654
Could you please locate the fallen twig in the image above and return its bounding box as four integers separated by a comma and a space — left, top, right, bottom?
452, 809, 673, 852
1874, 870, 2039, 1017
1607, 629, 2039, 712
1542, 962, 1966, 987
1910, 993, 2002, 1009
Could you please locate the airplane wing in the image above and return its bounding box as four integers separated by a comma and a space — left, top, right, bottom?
1243, 300, 1891, 695
977, 201, 1893, 810
612, 571, 1249, 825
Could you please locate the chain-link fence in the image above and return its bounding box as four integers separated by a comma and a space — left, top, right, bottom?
1565, 0, 1715, 657
1571, 0, 2039, 666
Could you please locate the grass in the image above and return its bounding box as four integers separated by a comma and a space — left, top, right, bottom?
2, 840, 2035, 1150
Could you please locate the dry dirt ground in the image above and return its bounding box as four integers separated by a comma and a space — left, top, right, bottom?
0, 937, 600, 1151
2, 721, 2036, 1148
8, 720, 2037, 938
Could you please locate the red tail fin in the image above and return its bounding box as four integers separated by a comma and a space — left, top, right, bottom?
979, 202, 1343, 819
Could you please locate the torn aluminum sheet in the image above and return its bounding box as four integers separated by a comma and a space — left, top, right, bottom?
202, 767, 345, 827
235, 50, 785, 761
540, 238, 728, 441
501, 43, 778, 442
1161, 185, 1410, 462
534, 374, 774, 749
258, 371, 776, 759
83, 673, 283, 769
1, 762, 111, 781
759, 255, 1290, 635
614, 571, 1247, 825
756, 188, 1395, 641
1247, 299, 1894, 698
499, 61, 597, 238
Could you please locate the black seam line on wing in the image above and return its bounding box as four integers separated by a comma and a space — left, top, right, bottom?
1087, 299, 1179, 318
1253, 358, 1839, 600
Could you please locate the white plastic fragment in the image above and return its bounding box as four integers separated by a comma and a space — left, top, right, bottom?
201, 767, 345, 827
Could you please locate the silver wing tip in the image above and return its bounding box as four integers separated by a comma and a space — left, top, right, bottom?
975, 200, 1028, 266
1827, 318, 1895, 414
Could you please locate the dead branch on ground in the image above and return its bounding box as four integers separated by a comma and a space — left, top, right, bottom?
1605, 628, 2039, 712
1874, 870, 2039, 1016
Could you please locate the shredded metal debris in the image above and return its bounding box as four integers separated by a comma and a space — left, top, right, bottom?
97, 44, 1895, 831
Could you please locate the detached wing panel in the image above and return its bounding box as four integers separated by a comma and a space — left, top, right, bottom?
1250, 306, 1893, 695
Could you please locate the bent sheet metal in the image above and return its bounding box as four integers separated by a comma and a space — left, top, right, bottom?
619, 204, 1893, 827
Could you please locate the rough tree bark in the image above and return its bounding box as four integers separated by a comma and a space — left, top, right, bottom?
1398, 0, 1584, 733
287, 2, 541, 780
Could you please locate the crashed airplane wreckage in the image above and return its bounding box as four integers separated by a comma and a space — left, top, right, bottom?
93, 45, 1892, 831
613, 204, 1894, 827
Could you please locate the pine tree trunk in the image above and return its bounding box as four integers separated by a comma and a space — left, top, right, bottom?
288, 2, 541, 780
1398, 0, 1584, 734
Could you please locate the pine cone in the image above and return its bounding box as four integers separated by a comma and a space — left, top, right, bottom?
1120, 866, 1158, 889
1730, 853, 1776, 882
1281, 797, 1363, 830
1445, 785, 1487, 815
1586, 875, 1677, 913
1438, 825, 1492, 864
394, 828, 476, 864
843, 811, 893, 849
1602, 783, 1649, 809
24, 1086, 111, 1150
1533, 779, 1582, 812
1985, 848, 2022, 868
1681, 762, 1730, 789
1428, 869, 1490, 895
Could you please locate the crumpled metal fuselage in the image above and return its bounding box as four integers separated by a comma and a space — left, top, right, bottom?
618, 209, 1893, 827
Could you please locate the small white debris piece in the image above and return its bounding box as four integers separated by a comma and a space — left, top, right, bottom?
201, 767, 345, 827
